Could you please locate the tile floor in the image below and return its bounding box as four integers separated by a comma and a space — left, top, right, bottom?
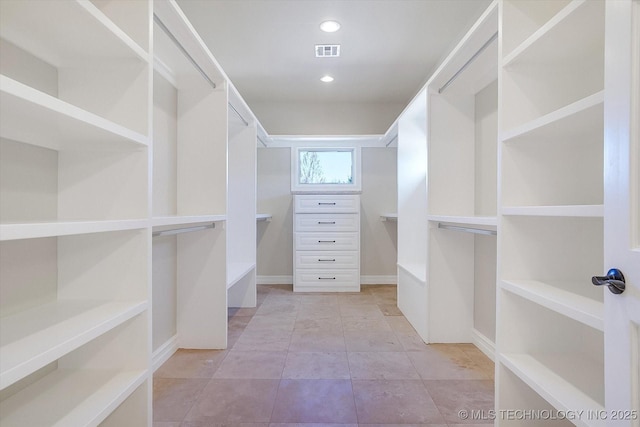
153, 285, 495, 426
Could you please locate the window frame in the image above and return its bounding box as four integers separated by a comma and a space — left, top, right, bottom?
290, 146, 362, 193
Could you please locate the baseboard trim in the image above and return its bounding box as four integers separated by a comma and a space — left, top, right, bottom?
152, 335, 179, 372
360, 275, 397, 285
471, 328, 495, 362
257, 275, 293, 285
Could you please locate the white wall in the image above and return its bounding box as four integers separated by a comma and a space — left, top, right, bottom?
256, 146, 398, 283
250, 101, 406, 135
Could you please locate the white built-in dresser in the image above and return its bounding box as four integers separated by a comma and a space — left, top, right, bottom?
293, 195, 360, 292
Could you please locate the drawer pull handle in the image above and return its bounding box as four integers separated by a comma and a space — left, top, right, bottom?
318, 277, 336, 280
318, 240, 336, 243
318, 202, 336, 205
318, 259, 336, 262
318, 221, 336, 224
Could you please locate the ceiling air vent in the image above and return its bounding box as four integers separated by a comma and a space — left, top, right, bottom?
315, 44, 340, 58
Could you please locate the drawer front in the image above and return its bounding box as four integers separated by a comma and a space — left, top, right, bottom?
295, 269, 359, 288
295, 251, 358, 269
295, 232, 359, 251
295, 214, 359, 232
295, 195, 360, 213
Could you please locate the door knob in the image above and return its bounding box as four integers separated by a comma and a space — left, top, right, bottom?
592, 268, 626, 294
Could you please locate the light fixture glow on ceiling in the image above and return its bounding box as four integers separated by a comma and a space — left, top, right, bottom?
320, 75, 334, 83
320, 20, 341, 33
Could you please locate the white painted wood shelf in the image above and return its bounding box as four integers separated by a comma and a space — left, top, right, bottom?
380, 213, 397, 222
397, 262, 426, 284
0, 368, 148, 427
501, 205, 604, 218
0, 76, 149, 151
501, 280, 603, 331
500, 353, 605, 427
152, 215, 226, 229
0, 300, 147, 389
427, 215, 497, 227
256, 213, 272, 222
227, 262, 257, 290
0, 0, 148, 65
0, 219, 149, 241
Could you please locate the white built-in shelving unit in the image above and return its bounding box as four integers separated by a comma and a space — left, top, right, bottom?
152, 0, 229, 352
1, 0, 261, 422
0, 0, 152, 424
226, 87, 258, 307
396, 1, 498, 356
496, 0, 606, 423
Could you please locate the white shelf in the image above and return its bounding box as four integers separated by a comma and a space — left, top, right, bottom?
501, 205, 604, 217
500, 353, 605, 427
152, 215, 226, 229
502, 91, 604, 142
256, 213, 272, 222
502, 0, 601, 67
0, 219, 148, 242
380, 213, 398, 222
428, 214, 497, 227
501, 280, 603, 331
0, 0, 148, 66
227, 262, 256, 290
0, 76, 149, 151
0, 300, 147, 389
397, 262, 426, 284
0, 368, 147, 427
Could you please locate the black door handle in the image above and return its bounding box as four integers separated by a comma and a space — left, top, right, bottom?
592, 268, 626, 294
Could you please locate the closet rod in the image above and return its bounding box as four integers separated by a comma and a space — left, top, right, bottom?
154, 14, 217, 90
228, 102, 249, 126
438, 31, 498, 94
153, 223, 215, 237
438, 223, 496, 236
385, 134, 398, 147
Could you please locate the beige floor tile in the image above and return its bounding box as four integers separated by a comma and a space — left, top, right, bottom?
339, 303, 383, 317
341, 314, 392, 332
423, 379, 495, 425
282, 351, 350, 379
384, 316, 417, 333
183, 423, 269, 427
232, 329, 292, 351
228, 307, 260, 317
294, 315, 343, 331
394, 329, 429, 351
153, 378, 209, 422
270, 379, 357, 423
185, 379, 280, 423
337, 294, 378, 305
344, 330, 404, 352
351, 379, 445, 424
288, 329, 346, 352
255, 301, 300, 316
270, 424, 357, 427
407, 345, 490, 380
297, 294, 340, 305
152, 422, 180, 427
245, 313, 296, 332
213, 351, 287, 379
347, 351, 420, 380
359, 425, 446, 427
154, 349, 227, 379
377, 303, 403, 316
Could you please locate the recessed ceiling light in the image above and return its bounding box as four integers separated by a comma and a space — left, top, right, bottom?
320, 20, 341, 33
320, 75, 334, 83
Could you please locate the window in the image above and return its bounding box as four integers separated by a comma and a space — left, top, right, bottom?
291, 147, 361, 193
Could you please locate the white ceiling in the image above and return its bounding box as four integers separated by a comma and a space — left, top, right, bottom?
176, 0, 492, 135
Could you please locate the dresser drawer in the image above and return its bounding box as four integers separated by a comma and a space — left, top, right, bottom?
295, 195, 360, 213
295, 232, 359, 251
294, 269, 359, 288
295, 251, 359, 269
295, 213, 359, 232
